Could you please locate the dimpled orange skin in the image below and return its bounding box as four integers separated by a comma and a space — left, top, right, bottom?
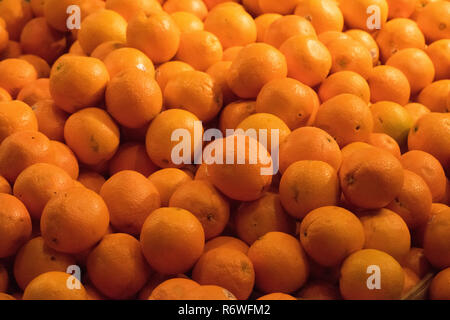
426, 39, 450, 81
338, 0, 389, 32
13, 163, 74, 220
0, 193, 32, 258
145, 109, 203, 169
0, 175, 11, 194
258, 0, 300, 15
204, 236, 249, 254
279, 126, 342, 174
184, 285, 237, 300
416, 1, 450, 43
155, 61, 194, 93
192, 247, 255, 300
429, 268, 450, 300
0, 0, 33, 40
109, 142, 158, 177
0, 100, 38, 144
106, 68, 162, 129
294, 0, 344, 34
319, 71, 371, 104
163, 0, 208, 20
140, 207, 205, 275
87, 233, 151, 300
105, 0, 163, 22
368, 133, 401, 159
170, 12, 204, 34
345, 29, 380, 66
206, 134, 272, 202
48, 141, 79, 180
13, 236, 76, 290
248, 232, 309, 294
219, 101, 256, 134
49, 55, 110, 114
126, 12, 181, 64
40, 186, 110, 254
100, 170, 161, 236
300, 206, 365, 267
149, 278, 200, 300
148, 168, 193, 207
17, 78, 51, 107
264, 15, 317, 49
207, 61, 238, 105
103, 47, 155, 79
368, 65, 411, 106
0, 58, 37, 98
417, 80, 450, 113
0, 264, 8, 292
339, 147, 404, 209
227, 43, 287, 99
255, 14, 282, 43
164, 70, 223, 122
423, 208, 450, 269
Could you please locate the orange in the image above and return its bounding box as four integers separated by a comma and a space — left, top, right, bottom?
169, 180, 229, 240
222, 46, 243, 61
339, 146, 404, 209
148, 168, 193, 206
258, 293, 297, 300
164, 70, 222, 122
78, 9, 127, 55
317, 31, 351, 46
0, 193, 32, 258
411, 0, 441, 19
100, 170, 160, 235
0, 58, 37, 98
155, 60, 194, 93
13, 236, 76, 290
44, 0, 92, 32
0, 175, 11, 194
29, 0, 44, 17
184, 285, 237, 300
297, 281, 341, 300
127, 12, 181, 64
90, 41, 126, 61
325, 38, 373, 79
368, 133, 401, 159
254, 13, 281, 42
279, 161, 339, 220
429, 268, 450, 300
19, 55, 51, 78
417, 80, 450, 113
345, 29, 380, 66
22, 271, 88, 300
206, 134, 272, 201
109, 142, 158, 177
256, 77, 320, 130
0, 293, 16, 300
219, 101, 256, 134
105, 0, 163, 21
204, 4, 257, 49
204, 0, 240, 10
40, 186, 110, 254
368, 65, 411, 105
0, 264, 8, 292
423, 207, 450, 268
49, 55, 109, 114
176, 30, 223, 71
360, 208, 411, 263
227, 43, 287, 98
20, 17, 66, 64
386, 48, 435, 94
339, 249, 404, 300
0, 0, 33, 40
103, 47, 155, 78
77, 170, 106, 194
67, 41, 86, 56
404, 103, 431, 124
403, 247, 432, 278
375, 18, 426, 62
0, 40, 22, 59
171, 12, 204, 33
145, 109, 202, 168
0, 100, 38, 144
17, 78, 51, 107
106, 68, 162, 129
264, 15, 316, 49
385, 170, 432, 230
32, 100, 68, 142
339, 0, 389, 32
204, 236, 249, 254
294, 0, 344, 34
401, 150, 447, 203
163, 0, 208, 20
149, 278, 200, 300
13, 163, 74, 220
192, 247, 255, 300
206, 61, 237, 105
0, 87, 12, 102
258, 0, 301, 15
408, 113, 450, 170
319, 71, 370, 104
140, 207, 205, 274
402, 267, 420, 296
416, 1, 450, 42
279, 126, 342, 173
248, 232, 309, 294
426, 39, 450, 80
48, 141, 79, 180
370, 101, 413, 146
234, 192, 295, 245
87, 233, 150, 299
280, 35, 331, 87
300, 206, 365, 267
386, 0, 417, 18
315, 93, 374, 147
0, 131, 52, 183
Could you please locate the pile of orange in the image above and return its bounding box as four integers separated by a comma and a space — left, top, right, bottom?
0, 0, 449, 301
